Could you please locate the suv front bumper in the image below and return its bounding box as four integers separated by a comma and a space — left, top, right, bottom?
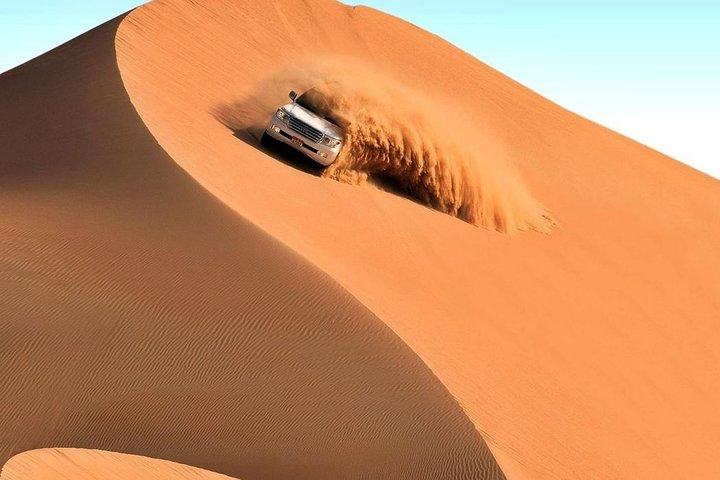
264, 115, 341, 166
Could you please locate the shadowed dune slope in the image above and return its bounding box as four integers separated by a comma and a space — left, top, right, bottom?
0, 14, 505, 480
115, 1, 720, 479
1, 449, 239, 480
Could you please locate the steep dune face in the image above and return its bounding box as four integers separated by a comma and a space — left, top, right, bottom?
115, 1, 720, 479
0, 12, 504, 480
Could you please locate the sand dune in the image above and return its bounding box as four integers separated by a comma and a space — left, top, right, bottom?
2, 449, 239, 480
116, 1, 720, 478
2, 0, 720, 479
0, 12, 503, 480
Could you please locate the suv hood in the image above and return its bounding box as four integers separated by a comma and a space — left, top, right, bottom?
285, 103, 344, 139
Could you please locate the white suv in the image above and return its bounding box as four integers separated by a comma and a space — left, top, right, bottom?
262, 89, 345, 166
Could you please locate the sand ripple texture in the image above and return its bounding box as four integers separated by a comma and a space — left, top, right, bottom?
0, 9, 504, 480
4, 1, 720, 480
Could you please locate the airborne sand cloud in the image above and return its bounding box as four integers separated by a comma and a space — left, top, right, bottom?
216, 59, 554, 233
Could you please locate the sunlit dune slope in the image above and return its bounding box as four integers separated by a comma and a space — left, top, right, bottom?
115, 1, 720, 479
0, 13, 504, 480
1, 449, 238, 480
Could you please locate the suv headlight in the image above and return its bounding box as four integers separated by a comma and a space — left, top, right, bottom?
276, 108, 289, 121
320, 136, 342, 148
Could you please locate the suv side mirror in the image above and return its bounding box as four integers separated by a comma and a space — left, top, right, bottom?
289, 90, 298, 102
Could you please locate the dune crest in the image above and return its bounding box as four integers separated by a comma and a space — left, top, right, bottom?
1, 449, 239, 480
217, 60, 554, 233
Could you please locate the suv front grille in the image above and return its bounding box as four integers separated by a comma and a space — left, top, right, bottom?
288, 116, 323, 143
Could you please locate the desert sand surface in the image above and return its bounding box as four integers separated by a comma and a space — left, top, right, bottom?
1, 449, 238, 480
2, 0, 720, 479
0, 11, 502, 480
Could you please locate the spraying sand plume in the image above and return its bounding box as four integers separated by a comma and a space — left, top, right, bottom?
216, 59, 555, 233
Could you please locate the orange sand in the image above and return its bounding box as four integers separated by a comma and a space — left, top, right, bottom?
2, 1, 720, 479
1, 449, 239, 480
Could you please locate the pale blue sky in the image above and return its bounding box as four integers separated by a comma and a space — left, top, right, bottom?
1, 1, 717, 178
